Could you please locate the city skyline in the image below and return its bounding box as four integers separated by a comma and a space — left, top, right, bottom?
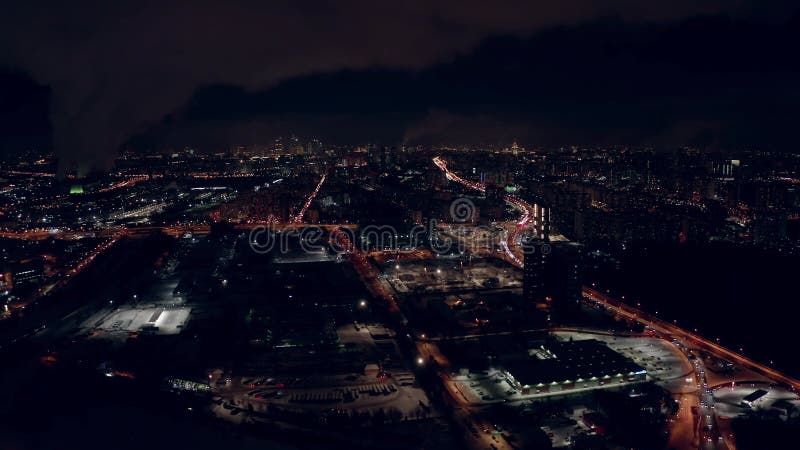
2, 1, 800, 174
2, 2, 800, 450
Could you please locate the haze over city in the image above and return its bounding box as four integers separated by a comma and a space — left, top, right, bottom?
2, 2, 800, 450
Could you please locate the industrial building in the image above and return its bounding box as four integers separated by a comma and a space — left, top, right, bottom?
505, 339, 646, 395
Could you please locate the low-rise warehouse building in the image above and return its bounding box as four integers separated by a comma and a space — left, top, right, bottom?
505, 339, 647, 395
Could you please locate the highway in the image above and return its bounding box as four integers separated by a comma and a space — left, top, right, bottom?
0, 229, 104, 240
582, 287, 800, 391
330, 227, 405, 323
0, 222, 357, 240
97, 175, 149, 193
291, 173, 326, 224
433, 156, 535, 267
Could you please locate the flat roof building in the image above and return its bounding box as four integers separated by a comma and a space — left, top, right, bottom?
741, 389, 769, 408
505, 339, 646, 395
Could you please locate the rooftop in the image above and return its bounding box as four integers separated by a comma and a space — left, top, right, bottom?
507, 339, 645, 387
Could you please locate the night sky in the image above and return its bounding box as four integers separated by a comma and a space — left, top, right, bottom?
1, 1, 799, 173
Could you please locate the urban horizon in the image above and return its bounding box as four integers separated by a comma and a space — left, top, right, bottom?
3, 2, 800, 450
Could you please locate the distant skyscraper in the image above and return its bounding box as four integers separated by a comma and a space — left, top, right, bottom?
305, 139, 322, 154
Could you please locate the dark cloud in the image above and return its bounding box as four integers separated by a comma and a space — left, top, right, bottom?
0, 69, 51, 157
142, 14, 800, 151
0, 1, 798, 172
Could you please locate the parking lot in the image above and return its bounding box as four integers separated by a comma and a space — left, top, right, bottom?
211, 372, 431, 420
90, 306, 191, 335
541, 406, 594, 448
451, 368, 517, 404
380, 257, 521, 294
713, 384, 800, 419
552, 331, 693, 384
